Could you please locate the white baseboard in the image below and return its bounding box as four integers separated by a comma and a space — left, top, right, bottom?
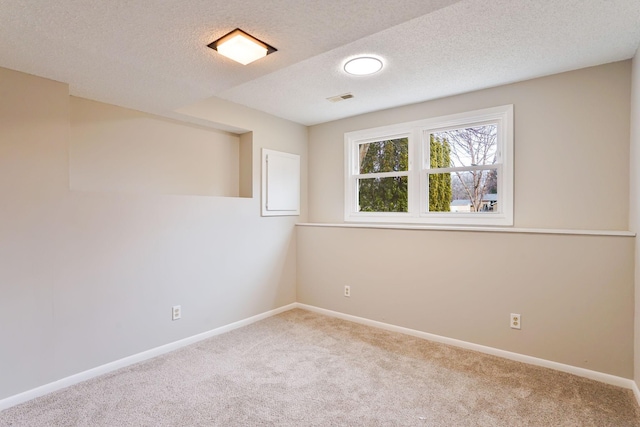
633, 381, 640, 407
0, 303, 297, 412
3, 302, 638, 412
294, 303, 639, 395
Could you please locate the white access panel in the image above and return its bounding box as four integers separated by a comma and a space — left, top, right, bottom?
261, 149, 300, 216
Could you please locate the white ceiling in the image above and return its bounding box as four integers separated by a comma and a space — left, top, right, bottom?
1, 0, 639, 127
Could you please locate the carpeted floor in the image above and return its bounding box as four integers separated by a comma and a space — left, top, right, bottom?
1, 308, 639, 426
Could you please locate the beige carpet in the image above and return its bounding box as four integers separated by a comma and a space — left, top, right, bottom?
1, 308, 638, 426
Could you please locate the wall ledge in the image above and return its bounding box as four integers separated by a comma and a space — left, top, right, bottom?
296, 223, 635, 237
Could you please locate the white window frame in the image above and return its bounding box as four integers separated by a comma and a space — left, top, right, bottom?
344, 105, 514, 226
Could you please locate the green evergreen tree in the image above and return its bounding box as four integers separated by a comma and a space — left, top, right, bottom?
358, 136, 452, 212
358, 138, 408, 212
485, 169, 498, 194
429, 136, 452, 211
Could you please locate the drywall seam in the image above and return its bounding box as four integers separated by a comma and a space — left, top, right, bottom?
294, 303, 637, 392
0, 303, 297, 411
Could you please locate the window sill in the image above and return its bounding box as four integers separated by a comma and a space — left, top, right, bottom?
344, 213, 512, 227
295, 222, 635, 237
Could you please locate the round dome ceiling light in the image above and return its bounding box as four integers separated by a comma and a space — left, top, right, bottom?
343, 56, 383, 76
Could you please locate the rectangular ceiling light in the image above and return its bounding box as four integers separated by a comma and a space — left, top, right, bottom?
208, 28, 277, 65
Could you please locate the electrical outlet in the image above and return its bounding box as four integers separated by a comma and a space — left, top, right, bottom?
510, 313, 521, 329
344, 286, 351, 297
172, 305, 181, 321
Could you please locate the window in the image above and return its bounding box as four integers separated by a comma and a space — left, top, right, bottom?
344, 105, 513, 226
357, 137, 409, 213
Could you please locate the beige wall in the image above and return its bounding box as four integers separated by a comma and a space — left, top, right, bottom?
0, 68, 70, 400
1, 57, 634, 401
300, 61, 635, 378
70, 97, 241, 197
631, 49, 640, 388
309, 61, 631, 230
0, 67, 307, 400
297, 226, 634, 377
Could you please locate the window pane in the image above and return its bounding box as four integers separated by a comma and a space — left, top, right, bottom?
358, 176, 408, 212
428, 169, 498, 213
429, 124, 497, 168
359, 138, 408, 174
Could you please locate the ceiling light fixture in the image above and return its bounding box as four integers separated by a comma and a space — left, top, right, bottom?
208, 28, 277, 65
343, 56, 383, 76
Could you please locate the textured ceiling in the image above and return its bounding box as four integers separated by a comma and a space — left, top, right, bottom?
0, 0, 639, 127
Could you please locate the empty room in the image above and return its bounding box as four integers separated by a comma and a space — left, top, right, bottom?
2, 1, 640, 425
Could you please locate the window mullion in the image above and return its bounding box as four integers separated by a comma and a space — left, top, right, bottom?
428, 165, 499, 174
411, 128, 424, 215
354, 171, 409, 179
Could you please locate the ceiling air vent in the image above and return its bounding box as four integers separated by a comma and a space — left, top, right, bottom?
327, 93, 354, 103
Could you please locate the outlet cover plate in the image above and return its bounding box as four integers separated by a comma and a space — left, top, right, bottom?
172, 305, 181, 321
510, 313, 521, 329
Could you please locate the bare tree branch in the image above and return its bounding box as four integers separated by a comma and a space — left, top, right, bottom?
434, 125, 497, 210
